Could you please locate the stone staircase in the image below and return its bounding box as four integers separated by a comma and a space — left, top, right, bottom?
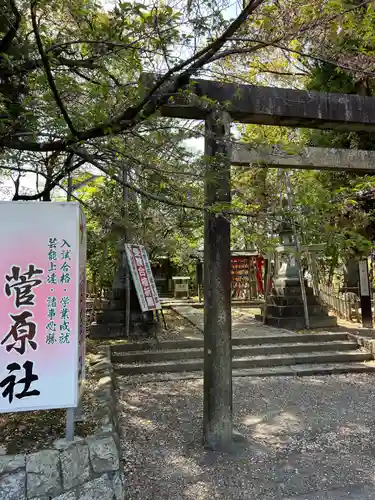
257, 285, 338, 330
111, 332, 375, 378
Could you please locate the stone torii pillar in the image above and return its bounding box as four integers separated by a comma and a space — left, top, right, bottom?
203, 109, 232, 450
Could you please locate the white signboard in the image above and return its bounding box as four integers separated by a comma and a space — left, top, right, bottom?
359, 260, 370, 296
175, 283, 189, 292
0, 202, 86, 413
125, 244, 161, 311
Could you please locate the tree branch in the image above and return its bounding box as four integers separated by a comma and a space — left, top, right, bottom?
0, 0, 21, 53
45, 39, 140, 53
70, 146, 262, 219
30, 0, 77, 136
120, 0, 266, 129
229, 37, 375, 78
15, 40, 155, 75
11, 154, 85, 200
71, 68, 102, 86
255, 69, 308, 77
16, 55, 97, 73
1, 0, 265, 152
1, 164, 99, 213
71, 146, 207, 212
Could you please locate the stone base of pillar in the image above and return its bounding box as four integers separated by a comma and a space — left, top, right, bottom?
256, 282, 337, 330
92, 309, 160, 338
90, 245, 160, 339
91, 293, 161, 338
90, 314, 160, 339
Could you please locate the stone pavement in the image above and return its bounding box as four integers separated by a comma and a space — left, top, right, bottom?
117, 373, 375, 500
172, 305, 303, 337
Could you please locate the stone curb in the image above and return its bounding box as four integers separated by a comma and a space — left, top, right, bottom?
0, 346, 125, 500
347, 332, 375, 357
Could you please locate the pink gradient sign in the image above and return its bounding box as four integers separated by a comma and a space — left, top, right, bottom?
0, 202, 86, 413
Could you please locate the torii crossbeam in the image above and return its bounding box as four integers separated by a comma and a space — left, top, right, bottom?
232, 143, 375, 172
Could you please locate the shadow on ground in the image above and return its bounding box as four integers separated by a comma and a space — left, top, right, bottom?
117, 374, 375, 500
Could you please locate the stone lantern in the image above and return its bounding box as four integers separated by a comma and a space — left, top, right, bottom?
274, 219, 300, 292
256, 216, 337, 329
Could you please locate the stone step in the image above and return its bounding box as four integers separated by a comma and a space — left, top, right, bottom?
273, 285, 315, 297
110, 332, 349, 352
91, 322, 128, 338
233, 362, 375, 377
113, 348, 203, 363
111, 341, 358, 363
114, 350, 372, 375
233, 350, 371, 369
263, 315, 338, 330
116, 362, 375, 382
96, 311, 127, 323
90, 321, 159, 339
95, 309, 162, 323
115, 359, 202, 375
266, 295, 321, 307
265, 304, 329, 318
161, 300, 263, 308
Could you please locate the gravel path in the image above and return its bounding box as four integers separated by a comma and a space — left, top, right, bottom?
117, 374, 375, 499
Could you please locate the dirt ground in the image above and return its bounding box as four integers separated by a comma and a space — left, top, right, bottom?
117, 371, 375, 500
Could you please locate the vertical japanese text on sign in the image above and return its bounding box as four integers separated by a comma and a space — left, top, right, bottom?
1, 263, 43, 404
125, 244, 161, 312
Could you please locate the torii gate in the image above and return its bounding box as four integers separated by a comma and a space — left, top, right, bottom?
146, 74, 375, 450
